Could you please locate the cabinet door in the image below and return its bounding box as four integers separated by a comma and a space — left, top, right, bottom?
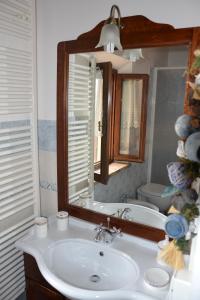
26, 279, 67, 300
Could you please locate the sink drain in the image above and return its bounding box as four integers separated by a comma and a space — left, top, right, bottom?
90, 274, 101, 283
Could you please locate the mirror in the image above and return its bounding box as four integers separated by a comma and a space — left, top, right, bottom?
57, 15, 200, 241
68, 45, 188, 230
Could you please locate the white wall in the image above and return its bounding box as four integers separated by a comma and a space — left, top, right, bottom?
36, 0, 200, 120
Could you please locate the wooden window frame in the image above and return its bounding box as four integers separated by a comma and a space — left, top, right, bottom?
113, 74, 149, 162
94, 62, 113, 184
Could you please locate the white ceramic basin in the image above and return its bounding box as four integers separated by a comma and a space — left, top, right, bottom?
89, 201, 167, 229
45, 238, 139, 292
126, 199, 159, 211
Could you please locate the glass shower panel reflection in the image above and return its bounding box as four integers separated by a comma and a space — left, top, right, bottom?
151, 68, 185, 185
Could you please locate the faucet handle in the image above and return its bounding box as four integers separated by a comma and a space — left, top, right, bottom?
94, 223, 103, 232
107, 217, 111, 229
112, 226, 123, 237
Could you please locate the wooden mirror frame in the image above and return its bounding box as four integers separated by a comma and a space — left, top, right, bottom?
57, 15, 200, 242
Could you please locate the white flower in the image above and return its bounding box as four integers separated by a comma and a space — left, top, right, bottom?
194, 49, 200, 57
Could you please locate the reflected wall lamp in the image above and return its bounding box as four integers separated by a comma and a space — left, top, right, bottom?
96, 5, 123, 53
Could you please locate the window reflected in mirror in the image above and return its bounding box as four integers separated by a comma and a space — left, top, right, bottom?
93, 64, 149, 184
114, 74, 149, 162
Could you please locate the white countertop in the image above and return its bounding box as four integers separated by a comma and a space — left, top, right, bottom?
16, 215, 172, 300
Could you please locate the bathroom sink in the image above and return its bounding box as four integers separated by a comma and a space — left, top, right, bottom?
16, 217, 167, 300
44, 238, 139, 294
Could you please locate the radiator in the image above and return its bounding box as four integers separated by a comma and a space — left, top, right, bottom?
0, 0, 39, 299
68, 54, 95, 204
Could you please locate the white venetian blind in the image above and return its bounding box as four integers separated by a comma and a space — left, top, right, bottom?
68, 54, 95, 204
0, 0, 39, 299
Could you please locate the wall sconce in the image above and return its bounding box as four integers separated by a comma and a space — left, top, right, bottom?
96, 5, 123, 53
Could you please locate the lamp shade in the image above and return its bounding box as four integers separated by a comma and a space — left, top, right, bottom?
96, 23, 122, 53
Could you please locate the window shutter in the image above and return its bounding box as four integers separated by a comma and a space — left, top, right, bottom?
68, 54, 95, 204
0, 1, 39, 299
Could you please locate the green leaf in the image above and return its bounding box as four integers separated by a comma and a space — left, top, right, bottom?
175, 238, 190, 254
181, 203, 199, 222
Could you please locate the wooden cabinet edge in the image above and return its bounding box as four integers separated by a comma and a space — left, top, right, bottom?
24, 253, 70, 300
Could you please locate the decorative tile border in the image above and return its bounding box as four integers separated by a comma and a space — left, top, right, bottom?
40, 179, 57, 192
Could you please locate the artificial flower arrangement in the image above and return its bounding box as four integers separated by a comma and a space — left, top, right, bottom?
158, 49, 200, 271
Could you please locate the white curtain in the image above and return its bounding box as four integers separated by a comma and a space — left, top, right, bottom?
120, 79, 143, 154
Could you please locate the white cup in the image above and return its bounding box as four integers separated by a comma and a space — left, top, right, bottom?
35, 217, 48, 238
56, 211, 69, 231
79, 192, 92, 208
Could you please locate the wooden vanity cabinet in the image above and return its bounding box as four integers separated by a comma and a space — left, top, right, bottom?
24, 253, 71, 300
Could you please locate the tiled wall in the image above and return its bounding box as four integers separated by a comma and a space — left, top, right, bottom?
38, 119, 148, 215
38, 120, 58, 216
94, 162, 148, 203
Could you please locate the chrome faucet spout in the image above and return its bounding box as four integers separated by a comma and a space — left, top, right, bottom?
118, 207, 131, 219
94, 223, 122, 244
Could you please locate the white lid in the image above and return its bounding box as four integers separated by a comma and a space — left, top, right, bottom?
56, 211, 69, 219
138, 183, 166, 198
144, 268, 170, 288
35, 217, 47, 225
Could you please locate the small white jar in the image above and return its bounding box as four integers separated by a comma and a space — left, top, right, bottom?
79, 192, 92, 208
56, 211, 69, 231
35, 217, 48, 238
157, 235, 169, 266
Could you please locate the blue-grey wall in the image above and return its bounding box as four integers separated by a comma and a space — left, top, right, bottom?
151, 68, 186, 185
94, 162, 148, 203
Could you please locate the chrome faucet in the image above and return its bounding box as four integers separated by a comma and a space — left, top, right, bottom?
94, 218, 122, 244
118, 207, 131, 220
